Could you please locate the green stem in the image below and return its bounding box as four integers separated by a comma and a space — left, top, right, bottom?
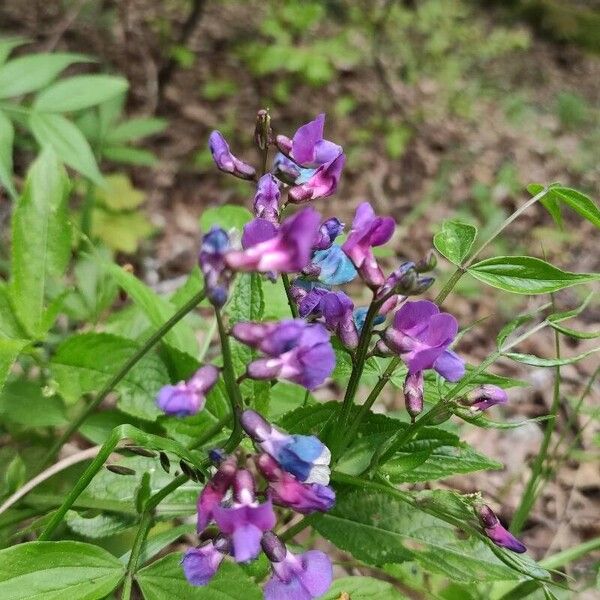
539, 536, 600, 570
187, 413, 231, 450
511, 310, 562, 534
41, 289, 206, 468
281, 274, 299, 318
280, 516, 313, 542
80, 179, 96, 243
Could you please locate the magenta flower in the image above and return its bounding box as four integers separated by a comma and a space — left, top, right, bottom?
478, 505, 526, 553
382, 300, 465, 381
289, 153, 345, 204
262, 532, 333, 600
213, 470, 276, 563
253, 173, 281, 224
199, 227, 232, 307
231, 319, 335, 390
156, 365, 219, 417
208, 131, 256, 180
342, 202, 395, 287
182, 538, 229, 586
225, 208, 320, 275
256, 454, 335, 514
197, 455, 237, 531
469, 385, 509, 411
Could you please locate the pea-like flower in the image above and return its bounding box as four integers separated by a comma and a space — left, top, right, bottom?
288, 153, 345, 204
213, 470, 276, 563
196, 455, 237, 531
468, 385, 509, 411
182, 537, 230, 586
478, 505, 526, 553
225, 208, 320, 275
156, 365, 219, 417
241, 410, 331, 485
208, 131, 256, 180
310, 245, 357, 285
314, 217, 344, 250
253, 173, 281, 224
342, 202, 395, 288
199, 227, 232, 307
231, 319, 335, 390
262, 532, 333, 600
381, 300, 465, 381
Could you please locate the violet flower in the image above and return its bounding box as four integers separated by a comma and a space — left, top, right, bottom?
213, 470, 276, 563
197, 455, 237, 531
208, 131, 256, 180
314, 217, 344, 250
256, 453, 335, 514
225, 208, 320, 275
262, 532, 333, 600
404, 370, 424, 421
320, 290, 359, 349
253, 173, 281, 225
231, 319, 335, 390
478, 505, 526, 553
288, 153, 345, 204
241, 217, 278, 249
241, 410, 331, 485
468, 385, 509, 411
156, 365, 219, 417
199, 227, 232, 307
381, 300, 465, 381
342, 202, 395, 288
182, 537, 230, 586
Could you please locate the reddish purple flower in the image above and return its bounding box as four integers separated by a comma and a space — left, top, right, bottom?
199, 227, 232, 307
225, 208, 320, 275
478, 505, 526, 553
256, 454, 335, 514
469, 385, 509, 411
156, 365, 219, 417
253, 173, 281, 224
241, 217, 278, 249
342, 202, 395, 287
288, 153, 345, 204
382, 300, 465, 381
320, 291, 359, 349
231, 319, 335, 390
213, 470, 276, 563
404, 370, 424, 421
197, 455, 237, 531
182, 538, 230, 586
208, 131, 256, 180
261, 532, 333, 600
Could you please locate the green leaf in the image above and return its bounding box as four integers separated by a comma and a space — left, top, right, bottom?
105, 117, 168, 143
50, 332, 168, 420
119, 523, 194, 566
0, 53, 92, 98
505, 346, 600, 367
0, 110, 16, 198
323, 576, 409, 599
33, 75, 128, 112
528, 183, 562, 228
0, 37, 27, 66
65, 511, 135, 539
29, 112, 103, 184
433, 219, 477, 265
468, 256, 600, 294
200, 204, 252, 233
102, 146, 158, 166
92, 209, 154, 253
0, 541, 124, 600
137, 553, 262, 600
530, 183, 600, 229
105, 263, 198, 357
314, 490, 530, 582
548, 321, 600, 340
0, 283, 27, 339
0, 380, 67, 428
10, 147, 71, 337
94, 173, 145, 210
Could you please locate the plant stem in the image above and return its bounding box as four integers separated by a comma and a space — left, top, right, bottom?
511, 313, 562, 534
281, 273, 299, 318
80, 179, 96, 243
280, 516, 313, 542
435, 186, 549, 306
41, 289, 206, 468
539, 536, 600, 570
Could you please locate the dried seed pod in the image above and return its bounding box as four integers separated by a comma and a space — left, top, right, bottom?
159, 452, 171, 473
124, 445, 157, 458
180, 460, 198, 481
106, 465, 136, 476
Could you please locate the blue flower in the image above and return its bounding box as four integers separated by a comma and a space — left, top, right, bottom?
312, 245, 357, 285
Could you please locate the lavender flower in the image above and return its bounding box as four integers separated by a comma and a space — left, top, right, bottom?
213, 469, 276, 563
403, 370, 424, 421
182, 538, 230, 586
156, 365, 219, 417
314, 217, 344, 250
253, 173, 281, 224
320, 290, 359, 348
381, 300, 465, 381
468, 385, 509, 411
208, 131, 256, 180
225, 208, 320, 275
262, 532, 333, 600
241, 410, 331, 485
342, 202, 395, 288
197, 455, 237, 531
478, 505, 526, 553
231, 319, 335, 390
199, 227, 232, 307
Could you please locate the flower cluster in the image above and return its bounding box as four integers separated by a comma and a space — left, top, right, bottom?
182, 410, 334, 598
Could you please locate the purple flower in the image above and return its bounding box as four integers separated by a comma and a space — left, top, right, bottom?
478, 505, 526, 553
256, 454, 335, 514
231, 319, 335, 390
156, 365, 219, 417
376, 262, 417, 300
403, 370, 424, 421
288, 153, 345, 204
208, 131, 256, 180
225, 208, 320, 275
310, 245, 357, 285
314, 217, 344, 250
262, 532, 333, 600
253, 173, 281, 224
199, 227, 232, 307
241, 217, 278, 249
321, 291, 359, 349
382, 300, 465, 381
182, 538, 229, 586
213, 470, 276, 563
342, 202, 395, 288
468, 385, 509, 411
197, 455, 237, 531
241, 410, 331, 484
